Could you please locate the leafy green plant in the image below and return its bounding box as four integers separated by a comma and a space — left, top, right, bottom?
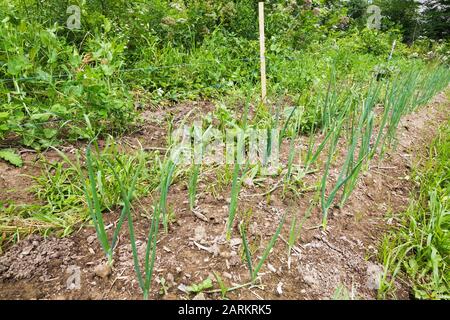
186, 278, 213, 295
158, 277, 169, 296
0, 149, 22, 167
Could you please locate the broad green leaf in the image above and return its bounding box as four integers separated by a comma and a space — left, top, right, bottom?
0, 112, 9, 121
30, 113, 51, 121
0, 149, 23, 167
50, 104, 67, 114
7, 55, 31, 75
186, 278, 213, 294
43, 128, 57, 139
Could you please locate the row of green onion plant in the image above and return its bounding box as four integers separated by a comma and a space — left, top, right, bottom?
338, 82, 380, 207
82, 144, 145, 266
282, 128, 298, 197
128, 153, 178, 299
225, 98, 251, 240
319, 88, 373, 228
226, 160, 248, 240
128, 198, 160, 300
410, 64, 450, 110
287, 203, 314, 263
320, 64, 449, 228
302, 83, 357, 172
382, 69, 420, 154
379, 65, 448, 158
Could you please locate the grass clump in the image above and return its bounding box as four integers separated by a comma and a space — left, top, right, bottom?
379, 120, 450, 299
0, 137, 158, 250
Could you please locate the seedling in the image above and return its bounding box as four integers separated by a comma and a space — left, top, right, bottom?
240, 214, 286, 282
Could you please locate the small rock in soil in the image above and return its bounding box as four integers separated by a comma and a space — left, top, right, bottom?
177, 283, 189, 293
303, 275, 318, 287
267, 263, 277, 273
276, 282, 283, 296
193, 225, 206, 242
21, 245, 33, 256
228, 255, 240, 267
93, 263, 112, 279
166, 273, 175, 285
229, 238, 242, 248
87, 235, 97, 244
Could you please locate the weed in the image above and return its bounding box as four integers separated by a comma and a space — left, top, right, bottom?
379, 121, 450, 299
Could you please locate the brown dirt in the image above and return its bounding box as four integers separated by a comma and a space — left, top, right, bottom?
0, 91, 449, 300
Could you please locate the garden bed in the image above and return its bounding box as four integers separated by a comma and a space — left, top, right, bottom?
1, 91, 448, 300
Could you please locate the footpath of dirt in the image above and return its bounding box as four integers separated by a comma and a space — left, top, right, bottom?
0, 91, 448, 300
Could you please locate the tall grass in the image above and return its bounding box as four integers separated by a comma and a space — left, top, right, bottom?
379, 120, 450, 299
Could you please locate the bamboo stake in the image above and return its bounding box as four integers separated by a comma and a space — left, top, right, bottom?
258, 2, 267, 104
388, 40, 397, 62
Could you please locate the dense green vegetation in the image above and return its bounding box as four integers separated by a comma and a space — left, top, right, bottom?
1, 0, 449, 151
0, 0, 449, 299
380, 116, 450, 300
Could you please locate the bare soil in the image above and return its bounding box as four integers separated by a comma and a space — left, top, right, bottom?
0, 91, 448, 300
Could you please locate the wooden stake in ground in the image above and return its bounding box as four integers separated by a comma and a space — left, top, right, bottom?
259, 2, 267, 104
388, 40, 397, 62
